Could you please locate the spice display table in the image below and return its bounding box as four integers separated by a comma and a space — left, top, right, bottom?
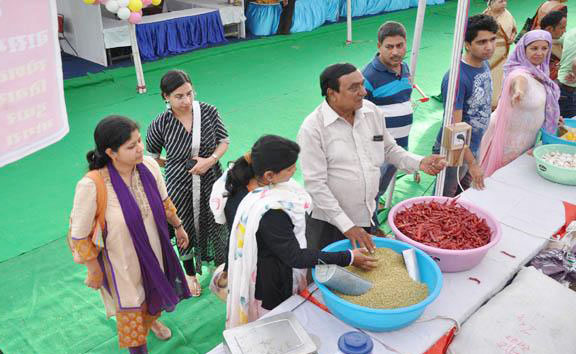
208, 153, 571, 353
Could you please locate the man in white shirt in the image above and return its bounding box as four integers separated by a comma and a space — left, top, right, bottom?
298, 63, 446, 252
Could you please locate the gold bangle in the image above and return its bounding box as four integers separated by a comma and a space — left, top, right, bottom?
87, 270, 103, 283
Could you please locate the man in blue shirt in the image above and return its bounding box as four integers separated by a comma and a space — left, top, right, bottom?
363, 21, 416, 225
433, 14, 497, 197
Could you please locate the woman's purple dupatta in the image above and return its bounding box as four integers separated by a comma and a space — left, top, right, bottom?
108, 161, 191, 315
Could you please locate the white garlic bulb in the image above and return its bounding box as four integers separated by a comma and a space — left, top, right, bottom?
541, 151, 576, 169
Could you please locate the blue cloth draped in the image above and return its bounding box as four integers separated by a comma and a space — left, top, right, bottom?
339, 0, 409, 17
365, 0, 389, 15
410, 0, 445, 6
382, 0, 410, 12
246, 2, 282, 36
340, 0, 442, 16
291, 0, 329, 33
339, 0, 369, 17
324, 0, 340, 23
243, 0, 448, 36
136, 11, 227, 61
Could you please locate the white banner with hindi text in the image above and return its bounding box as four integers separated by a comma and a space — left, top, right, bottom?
0, 0, 69, 167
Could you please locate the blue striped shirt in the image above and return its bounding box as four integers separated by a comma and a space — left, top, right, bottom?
362, 55, 413, 149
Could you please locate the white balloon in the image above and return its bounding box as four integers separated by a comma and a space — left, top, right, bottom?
117, 7, 131, 20
118, 0, 130, 7
105, 0, 120, 13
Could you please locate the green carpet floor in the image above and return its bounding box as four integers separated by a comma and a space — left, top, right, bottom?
0, 0, 559, 352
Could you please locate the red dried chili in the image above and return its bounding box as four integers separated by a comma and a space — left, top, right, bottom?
500, 251, 516, 258
468, 277, 481, 284
394, 200, 492, 250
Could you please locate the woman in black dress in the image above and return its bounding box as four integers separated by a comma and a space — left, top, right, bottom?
210, 135, 377, 327
146, 70, 229, 296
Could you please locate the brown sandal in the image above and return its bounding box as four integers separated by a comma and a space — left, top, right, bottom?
151, 320, 172, 341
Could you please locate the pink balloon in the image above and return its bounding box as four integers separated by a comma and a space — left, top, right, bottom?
128, 11, 143, 24
142, 0, 152, 6
100, 0, 108, 4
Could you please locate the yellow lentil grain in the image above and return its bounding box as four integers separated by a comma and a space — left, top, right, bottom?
337, 248, 429, 309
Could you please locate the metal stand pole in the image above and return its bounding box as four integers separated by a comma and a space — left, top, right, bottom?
434, 0, 470, 196
129, 23, 147, 94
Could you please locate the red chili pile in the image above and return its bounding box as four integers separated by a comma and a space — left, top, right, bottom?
394, 200, 492, 250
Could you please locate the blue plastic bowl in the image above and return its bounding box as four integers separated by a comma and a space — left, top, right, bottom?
541, 118, 576, 147
312, 237, 443, 332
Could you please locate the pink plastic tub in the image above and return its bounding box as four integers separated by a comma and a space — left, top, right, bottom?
388, 196, 501, 272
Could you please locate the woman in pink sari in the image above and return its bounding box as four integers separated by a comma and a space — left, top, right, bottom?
479, 30, 561, 177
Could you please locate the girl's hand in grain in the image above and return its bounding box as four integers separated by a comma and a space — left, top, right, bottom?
352, 248, 378, 270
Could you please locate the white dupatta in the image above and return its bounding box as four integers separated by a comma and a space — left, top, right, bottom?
190, 101, 202, 237
179, 101, 203, 270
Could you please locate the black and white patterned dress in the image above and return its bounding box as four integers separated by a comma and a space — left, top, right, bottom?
146, 102, 229, 270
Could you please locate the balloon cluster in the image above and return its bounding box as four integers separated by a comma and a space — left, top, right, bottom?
83, 0, 162, 24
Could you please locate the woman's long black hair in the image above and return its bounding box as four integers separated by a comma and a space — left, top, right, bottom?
86, 115, 139, 170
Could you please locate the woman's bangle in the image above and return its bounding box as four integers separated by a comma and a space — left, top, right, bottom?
174, 222, 183, 230
87, 269, 103, 282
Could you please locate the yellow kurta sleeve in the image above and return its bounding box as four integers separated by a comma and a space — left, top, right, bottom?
163, 197, 178, 220
69, 177, 101, 262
